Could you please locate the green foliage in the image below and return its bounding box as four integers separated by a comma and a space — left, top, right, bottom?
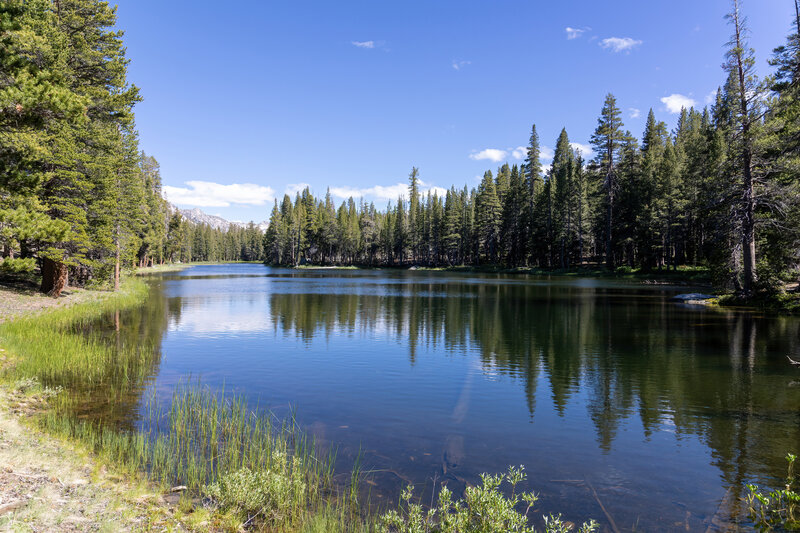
205, 456, 310, 526
0, 257, 36, 273
379, 466, 598, 533
746, 454, 800, 531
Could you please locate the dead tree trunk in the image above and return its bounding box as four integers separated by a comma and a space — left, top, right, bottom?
730, 0, 758, 296
40, 257, 68, 298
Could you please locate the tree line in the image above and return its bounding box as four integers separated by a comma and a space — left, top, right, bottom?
2, 0, 798, 298
265, 1, 800, 296
0, 0, 262, 296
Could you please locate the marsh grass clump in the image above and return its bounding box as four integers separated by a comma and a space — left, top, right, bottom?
379, 466, 598, 533
38, 382, 352, 531
204, 456, 309, 526
746, 454, 800, 531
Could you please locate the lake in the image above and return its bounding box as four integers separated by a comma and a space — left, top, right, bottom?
92, 264, 800, 531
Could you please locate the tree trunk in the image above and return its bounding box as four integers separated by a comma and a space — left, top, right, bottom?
40, 257, 68, 297
606, 195, 614, 269
732, 0, 757, 296
114, 224, 120, 291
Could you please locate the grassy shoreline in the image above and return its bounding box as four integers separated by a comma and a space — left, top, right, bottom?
287, 262, 712, 282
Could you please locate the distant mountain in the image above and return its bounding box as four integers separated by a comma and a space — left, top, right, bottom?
168, 205, 268, 232
177, 207, 235, 231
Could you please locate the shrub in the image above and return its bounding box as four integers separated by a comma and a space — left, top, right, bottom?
204, 450, 310, 527
379, 465, 597, 533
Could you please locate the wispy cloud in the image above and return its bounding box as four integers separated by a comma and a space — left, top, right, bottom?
570, 142, 594, 159
540, 146, 555, 161
285, 183, 311, 196
629, 107, 641, 118
600, 37, 642, 53
351, 40, 375, 49
419, 179, 448, 198
452, 59, 471, 70
511, 146, 528, 160
565, 26, 589, 40
469, 148, 508, 162
163, 181, 275, 208
329, 180, 446, 202
660, 93, 697, 113
704, 89, 717, 105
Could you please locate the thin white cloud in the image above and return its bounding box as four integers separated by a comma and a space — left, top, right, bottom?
539, 146, 555, 161
351, 40, 375, 49
329, 180, 446, 201
511, 146, 528, 160
565, 27, 588, 40
452, 60, 471, 70
163, 181, 275, 208
704, 89, 717, 105
661, 93, 697, 114
469, 148, 507, 162
570, 142, 594, 159
420, 181, 448, 198
600, 37, 642, 53
285, 183, 311, 196
330, 184, 406, 201
629, 107, 641, 118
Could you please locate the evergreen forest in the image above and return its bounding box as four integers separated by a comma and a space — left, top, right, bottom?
2, 0, 800, 299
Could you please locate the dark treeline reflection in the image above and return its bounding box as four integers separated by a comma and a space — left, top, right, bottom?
75, 282, 174, 428
267, 281, 800, 488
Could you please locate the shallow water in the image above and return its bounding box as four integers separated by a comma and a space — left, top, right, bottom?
95, 264, 800, 530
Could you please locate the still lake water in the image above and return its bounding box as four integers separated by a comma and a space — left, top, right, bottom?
103, 264, 800, 531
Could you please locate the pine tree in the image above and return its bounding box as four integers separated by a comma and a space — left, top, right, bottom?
475, 171, 501, 263
0, 0, 83, 290
724, 0, 762, 295
551, 129, 576, 268
523, 124, 543, 264
590, 93, 625, 268
408, 167, 421, 263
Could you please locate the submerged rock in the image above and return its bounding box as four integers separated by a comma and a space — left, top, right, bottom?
671, 293, 717, 304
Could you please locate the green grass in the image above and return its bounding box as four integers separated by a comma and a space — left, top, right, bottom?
0, 278, 153, 387
718, 291, 800, 314
134, 260, 263, 275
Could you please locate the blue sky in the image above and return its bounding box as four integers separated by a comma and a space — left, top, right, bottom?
116, 0, 793, 223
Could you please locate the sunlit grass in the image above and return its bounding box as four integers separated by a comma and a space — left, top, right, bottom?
0, 279, 152, 387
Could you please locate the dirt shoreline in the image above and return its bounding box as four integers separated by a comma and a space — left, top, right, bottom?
0, 386, 192, 532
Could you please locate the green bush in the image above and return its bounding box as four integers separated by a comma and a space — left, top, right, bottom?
204, 450, 311, 527
379, 466, 597, 533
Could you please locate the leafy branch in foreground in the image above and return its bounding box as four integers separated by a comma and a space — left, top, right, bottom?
746, 453, 800, 531
379, 465, 597, 533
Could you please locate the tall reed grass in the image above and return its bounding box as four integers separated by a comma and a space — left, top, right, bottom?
41, 382, 369, 530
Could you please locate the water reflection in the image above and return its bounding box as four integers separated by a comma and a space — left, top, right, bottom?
105, 266, 800, 529
264, 282, 800, 457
